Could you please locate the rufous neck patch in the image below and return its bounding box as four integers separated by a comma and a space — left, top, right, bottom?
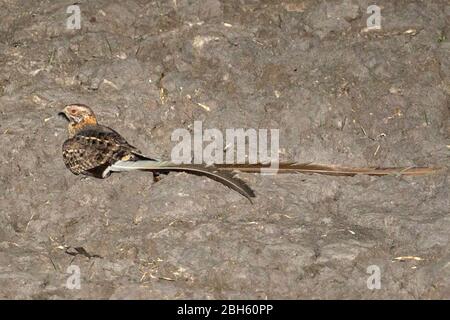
68, 116, 98, 137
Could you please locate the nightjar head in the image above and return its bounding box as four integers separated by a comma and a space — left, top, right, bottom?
59, 104, 98, 136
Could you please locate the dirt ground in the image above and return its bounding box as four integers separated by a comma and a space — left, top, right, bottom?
0, 0, 449, 299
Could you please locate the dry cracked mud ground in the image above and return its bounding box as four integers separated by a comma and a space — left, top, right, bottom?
0, 0, 449, 299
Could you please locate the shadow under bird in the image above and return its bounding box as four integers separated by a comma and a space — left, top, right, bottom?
59, 104, 442, 202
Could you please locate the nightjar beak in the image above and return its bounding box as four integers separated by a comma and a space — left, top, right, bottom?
58, 111, 70, 122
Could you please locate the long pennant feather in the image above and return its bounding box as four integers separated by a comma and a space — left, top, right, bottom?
110, 160, 255, 202
212, 163, 443, 176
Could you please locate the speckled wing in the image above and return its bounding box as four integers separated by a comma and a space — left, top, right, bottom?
62, 125, 143, 178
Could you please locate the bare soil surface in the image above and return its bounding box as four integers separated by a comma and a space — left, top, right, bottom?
0, 0, 449, 299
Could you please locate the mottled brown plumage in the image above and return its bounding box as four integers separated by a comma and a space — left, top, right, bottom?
62, 126, 145, 177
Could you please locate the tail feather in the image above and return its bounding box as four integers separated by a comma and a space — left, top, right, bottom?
110, 160, 443, 202
212, 162, 443, 176
110, 160, 255, 202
